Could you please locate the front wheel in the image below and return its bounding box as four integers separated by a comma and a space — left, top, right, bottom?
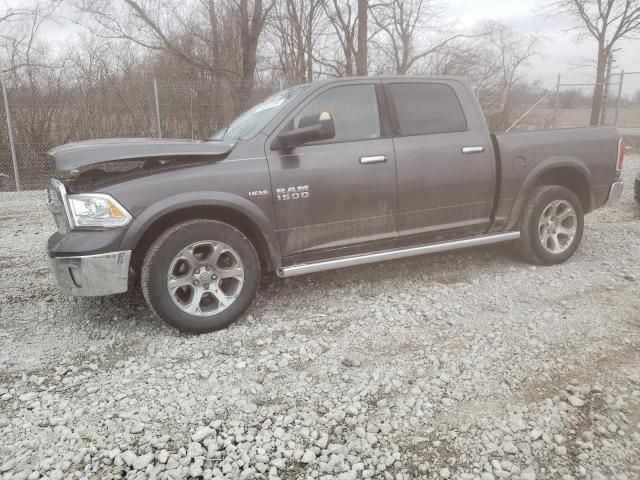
517, 185, 584, 265
141, 219, 260, 333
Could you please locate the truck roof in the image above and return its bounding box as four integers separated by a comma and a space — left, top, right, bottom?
313, 74, 468, 85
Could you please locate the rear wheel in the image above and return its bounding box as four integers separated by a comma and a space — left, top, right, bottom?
517, 185, 584, 265
142, 219, 260, 333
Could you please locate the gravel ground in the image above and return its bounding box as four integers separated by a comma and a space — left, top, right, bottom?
1, 155, 639, 480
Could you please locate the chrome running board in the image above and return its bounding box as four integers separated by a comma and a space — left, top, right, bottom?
277, 231, 520, 278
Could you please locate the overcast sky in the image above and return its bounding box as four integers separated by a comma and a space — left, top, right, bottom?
446, 0, 640, 93
8, 0, 640, 93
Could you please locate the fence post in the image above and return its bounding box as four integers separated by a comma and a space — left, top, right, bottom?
614, 70, 624, 126
190, 83, 195, 140
552, 74, 561, 128
600, 55, 613, 125
153, 78, 162, 138
1, 74, 20, 191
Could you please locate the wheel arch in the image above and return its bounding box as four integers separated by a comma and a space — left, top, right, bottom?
507, 158, 593, 230
122, 193, 281, 276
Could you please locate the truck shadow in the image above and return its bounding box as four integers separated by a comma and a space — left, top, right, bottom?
76, 241, 525, 332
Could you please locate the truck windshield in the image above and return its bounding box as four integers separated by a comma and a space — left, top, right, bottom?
211, 85, 308, 142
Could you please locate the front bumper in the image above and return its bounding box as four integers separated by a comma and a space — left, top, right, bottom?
605, 180, 624, 207
48, 250, 131, 296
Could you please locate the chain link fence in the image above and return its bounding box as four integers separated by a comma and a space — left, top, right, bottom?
0, 78, 263, 191
506, 71, 640, 133
2, 74, 640, 191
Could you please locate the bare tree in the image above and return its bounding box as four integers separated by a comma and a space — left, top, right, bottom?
268, 0, 326, 84
75, 0, 274, 111
371, 0, 482, 75
323, 0, 357, 75
490, 24, 540, 130
548, 0, 640, 125
0, 2, 21, 24
356, 0, 368, 75
0, 0, 62, 74
451, 21, 540, 131
322, 0, 371, 76
76, 1, 232, 75
238, 0, 273, 106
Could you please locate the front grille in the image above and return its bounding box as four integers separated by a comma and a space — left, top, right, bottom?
46, 179, 70, 234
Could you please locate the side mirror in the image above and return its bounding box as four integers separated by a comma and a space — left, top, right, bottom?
273, 112, 335, 150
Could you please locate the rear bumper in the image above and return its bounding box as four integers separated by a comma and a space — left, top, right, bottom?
634, 173, 640, 203
605, 180, 624, 207
48, 250, 131, 296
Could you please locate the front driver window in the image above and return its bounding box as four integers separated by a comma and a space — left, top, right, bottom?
293, 84, 380, 144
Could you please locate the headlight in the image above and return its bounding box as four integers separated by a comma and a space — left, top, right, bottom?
67, 193, 132, 228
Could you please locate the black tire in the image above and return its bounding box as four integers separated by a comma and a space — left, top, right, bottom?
517, 185, 584, 266
141, 219, 260, 333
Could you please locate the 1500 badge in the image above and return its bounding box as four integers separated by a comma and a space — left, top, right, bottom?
276, 185, 309, 201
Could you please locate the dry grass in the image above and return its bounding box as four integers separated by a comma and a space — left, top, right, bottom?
530, 107, 640, 128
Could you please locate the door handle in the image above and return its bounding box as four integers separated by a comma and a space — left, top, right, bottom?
462, 146, 485, 154
360, 155, 387, 165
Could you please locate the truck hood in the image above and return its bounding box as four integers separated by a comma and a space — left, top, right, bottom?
49, 138, 235, 171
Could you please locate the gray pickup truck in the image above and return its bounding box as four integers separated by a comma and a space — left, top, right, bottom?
46, 75, 625, 333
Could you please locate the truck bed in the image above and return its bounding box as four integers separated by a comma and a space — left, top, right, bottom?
491, 125, 620, 229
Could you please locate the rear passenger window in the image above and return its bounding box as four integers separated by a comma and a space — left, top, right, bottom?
390, 83, 467, 136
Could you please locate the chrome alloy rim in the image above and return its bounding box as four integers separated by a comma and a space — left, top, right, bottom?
538, 199, 577, 254
166, 241, 244, 316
